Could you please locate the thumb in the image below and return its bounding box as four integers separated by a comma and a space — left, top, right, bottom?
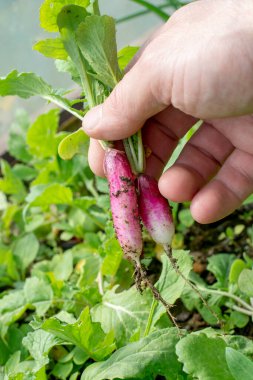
82, 54, 171, 141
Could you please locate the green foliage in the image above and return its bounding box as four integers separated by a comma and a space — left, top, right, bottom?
0, 71, 83, 120
40, 0, 90, 32
33, 38, 68, 60
176, 333, 234, 380
42, 308, 115, 360
76, 15, 122, 87
226, 347, 253, 380
58, 129, 89, 160
0, 0, 253, 379
82, 328, 183, 380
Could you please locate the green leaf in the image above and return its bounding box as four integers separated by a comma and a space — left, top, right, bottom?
229, 259, 247, 284
8, 119, 33, 162
8, 133, 32, 163
0, 160, 26, 202
23, 330, 63, 370
58, 130, 89, 160
238, 269, 253, 296
176, 333, 234, 380
76, 251, 101, 287
55, 58, 81, 85
6, 324, 29, 358
26, 109, 59, 158
0, 70, 51, 99
26, 183, 73, 207
101, 237, 122, 277
0, 337, 10, 365
13, 233, 39, 273
226, 347, 253, 380
82, 327, 183, 380
153, 251, 192, 324
77, 15, 121, 88
178, 209, 194, 228
91, 286, 152, 347
117, 46, 139, 71
33, 38, 68, 60
230, 311, 249, 328
0, 290, 27, 337
0, 244, 19, 284
225, 335, 253, 356
42, 307, 115, 361
51, 251, 73, 281
5, 351, 21, 377
12, 165, 37, 182
0, 70, 83, 120
24, 277, 53, 316
57, 5, 95, 106
52, 362, 73, 380
40, 0, 90, 32
207, 253, 235, 288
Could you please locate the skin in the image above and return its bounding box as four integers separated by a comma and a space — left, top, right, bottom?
82, 0, 253, 224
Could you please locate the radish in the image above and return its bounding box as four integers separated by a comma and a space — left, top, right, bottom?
103, 148, 143, 265
104, 152, 180, 328
137, 174, 175, 246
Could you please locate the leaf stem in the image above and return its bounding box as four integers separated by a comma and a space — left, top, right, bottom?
117, 2, 172, 24
123, 139, 138, 174
137, 129, 145, 173
197, 286, 253, 312
144, 298, 158, 337
130, 0, 169, 20
91, 0, 100, 15
164, 245, 223, 327
44, 95, 83, 120
231, 305, 253, 317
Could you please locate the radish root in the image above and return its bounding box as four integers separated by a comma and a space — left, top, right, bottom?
163, 245, 224, 328
133, 259, 182, 335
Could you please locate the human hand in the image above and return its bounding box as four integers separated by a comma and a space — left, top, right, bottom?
82, 0, 253, 224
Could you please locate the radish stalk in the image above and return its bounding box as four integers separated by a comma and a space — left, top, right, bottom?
137, 174, 223, 327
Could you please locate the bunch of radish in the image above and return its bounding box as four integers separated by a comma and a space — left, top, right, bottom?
104, 145, 181, 326
104, 147, 174, 272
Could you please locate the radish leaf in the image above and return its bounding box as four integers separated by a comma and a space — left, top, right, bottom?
26, 183, 73, 207
238, 269, 253, 296
27, 109, 60, 158
152, 251, 192, 325
0, 160, 26, 202
0, 70, 83, 120
57, 5, 95, 107
58, 130, 89, 160
23, 330, 63, 371
226, 347, 253, 380
91, 286, 152, 347
40, 0, 90, 32
118, 46, 139, 70
13, 233, 39, 273
42, 307, 115, 361
176, 333, 234, 380
82, 327, 183, 380
24, 277, 53, 316
77, 15, 122, 88
33, 38, 68, 60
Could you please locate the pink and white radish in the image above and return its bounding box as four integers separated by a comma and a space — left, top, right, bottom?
104, 148, 143, 265
137, 174, 174, 246
137, 173, 222, 325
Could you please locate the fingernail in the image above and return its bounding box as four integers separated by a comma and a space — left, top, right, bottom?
82, 105, 102, 131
